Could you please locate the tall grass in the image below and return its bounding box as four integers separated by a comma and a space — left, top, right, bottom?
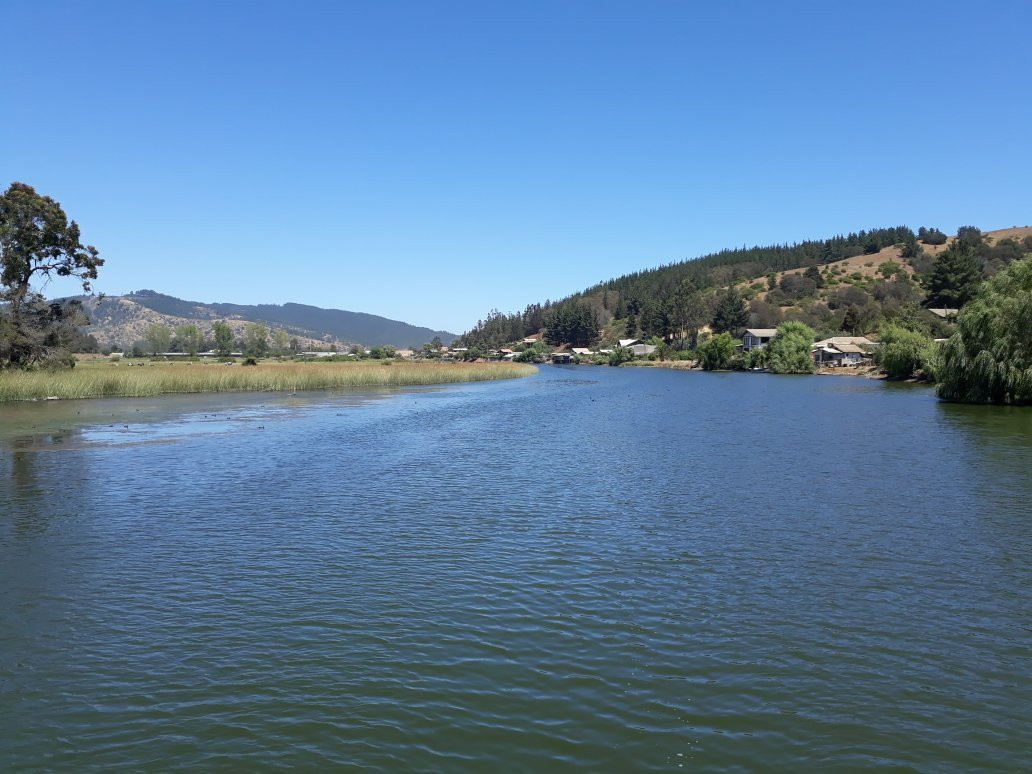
0, 360, 536, 402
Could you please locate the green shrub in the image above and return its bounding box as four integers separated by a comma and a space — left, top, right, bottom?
608, 347, 633, 366
876, 323, 933, 379
729, 352, 749, 371
697, 333, 735, 370
766, 321, 816, 374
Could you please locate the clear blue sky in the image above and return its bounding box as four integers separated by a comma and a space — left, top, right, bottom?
4, 0, 1030, 334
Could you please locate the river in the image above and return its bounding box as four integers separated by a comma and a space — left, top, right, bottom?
1, 366, 1029, 770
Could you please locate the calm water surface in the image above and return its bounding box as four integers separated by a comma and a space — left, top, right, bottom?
1, 367, 1030, 770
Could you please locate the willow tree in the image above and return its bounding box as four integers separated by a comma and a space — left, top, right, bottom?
936, 255, 1032, 404
765, 321, 816, 374
0, 182, 103, 368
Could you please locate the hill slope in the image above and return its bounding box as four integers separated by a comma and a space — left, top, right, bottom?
70, 290, 456, 349
460, 224, 1032, 347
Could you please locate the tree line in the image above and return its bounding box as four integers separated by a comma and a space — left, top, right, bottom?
127, 321, 301, 359
460, 226, 916, 348
459, 223, 1032, 355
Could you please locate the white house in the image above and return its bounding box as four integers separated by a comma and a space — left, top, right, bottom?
628, 343, 657, 357
741, 328, 777, 351
811, 336, 875, 366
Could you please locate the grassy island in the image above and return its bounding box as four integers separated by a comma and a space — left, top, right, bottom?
0, 359, 536, 402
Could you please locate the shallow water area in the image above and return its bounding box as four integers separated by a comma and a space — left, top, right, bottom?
1, 366, 1030, 770
0, 387, 443, 451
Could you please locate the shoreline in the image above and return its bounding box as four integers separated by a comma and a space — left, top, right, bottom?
618, 360, 885, 378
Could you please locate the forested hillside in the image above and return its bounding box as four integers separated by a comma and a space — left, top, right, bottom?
460, 225, 1032, 349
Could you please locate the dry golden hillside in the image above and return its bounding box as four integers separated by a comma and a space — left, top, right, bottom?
741, 226, 1032, 296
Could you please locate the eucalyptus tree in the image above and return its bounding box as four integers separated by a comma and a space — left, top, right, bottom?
176, 324, 202, 356
272, 328, 289, 357
243, 322, 269, 358
213, 320, 234, 356
0, 182, 103, 368
145, 323, 171, 356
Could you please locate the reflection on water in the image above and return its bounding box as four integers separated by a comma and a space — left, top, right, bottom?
1, 368, 1030, 770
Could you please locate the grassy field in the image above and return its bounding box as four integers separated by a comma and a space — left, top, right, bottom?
0, 359, 536, 401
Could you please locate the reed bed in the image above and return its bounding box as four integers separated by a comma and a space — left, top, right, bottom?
0, 360, 536, 401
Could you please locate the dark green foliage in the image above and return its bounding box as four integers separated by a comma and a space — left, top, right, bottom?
638, 300, 669, 339
918, 226, 948, 245
936, 255, 1032, 404
460, 225, 914, 348
926, 242, 982, 308
804, 265, 824, 288
984, 236, 1032, 272
545, 301, 598, 347
697, 333, 736, 370
461, 304, 545, 349
0, 182, 103, 369
955, 226, 985, 250
779, 273, 818, 299
0, 298, 89, 369
607, 347, 633, 366
841, 305, 866, 334
668, 278, 708, 348
748, 298, 783, 328
711, 288, 749, 334
621, 314, 635, 338
900, 236, 923, 259
828, 286, 868, 309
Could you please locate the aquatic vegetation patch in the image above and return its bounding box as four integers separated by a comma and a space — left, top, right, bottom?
0, 360, 536, 401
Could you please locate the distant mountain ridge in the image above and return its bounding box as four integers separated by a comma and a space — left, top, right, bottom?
67, 290, 457, 349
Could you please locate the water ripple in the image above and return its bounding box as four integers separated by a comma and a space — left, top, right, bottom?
1, 368, 1030, 769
